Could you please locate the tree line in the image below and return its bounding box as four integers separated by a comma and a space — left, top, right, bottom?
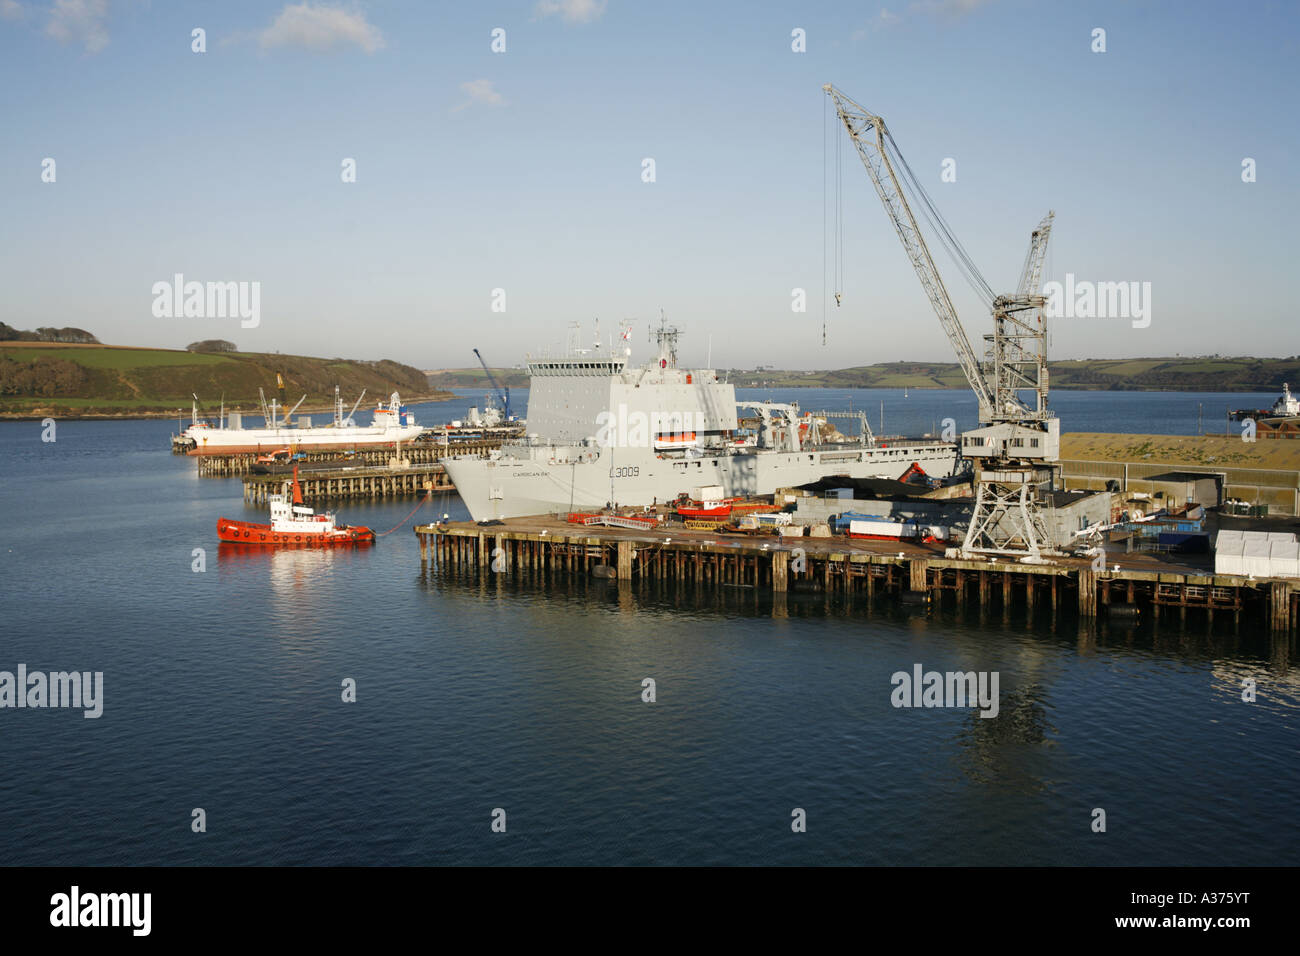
0, 323, 99, 344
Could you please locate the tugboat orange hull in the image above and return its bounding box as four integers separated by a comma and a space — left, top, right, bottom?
216, 518, 375, 546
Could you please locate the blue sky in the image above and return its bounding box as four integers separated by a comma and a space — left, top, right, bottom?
1, 0, 1296, 369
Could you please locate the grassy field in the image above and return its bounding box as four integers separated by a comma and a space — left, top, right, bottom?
1061, 432, 1300, 469
425, 367, 530, 388
0, 345, 236, 369
1, 342, 451, 419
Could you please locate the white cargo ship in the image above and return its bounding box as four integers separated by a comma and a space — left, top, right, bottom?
442, 323, 965, 521
182, 388, 423, 455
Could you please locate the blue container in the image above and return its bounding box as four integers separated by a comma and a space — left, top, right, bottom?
1157, 532, 1209, 553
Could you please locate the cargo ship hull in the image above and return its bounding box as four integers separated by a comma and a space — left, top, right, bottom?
189, 435, 419, 457
441, 322, 964, 522
444, 441, 960, 522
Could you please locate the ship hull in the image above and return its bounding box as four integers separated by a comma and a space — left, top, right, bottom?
188, 433, 423, 456
443, 442, 964, 522
216, 517, 375, 545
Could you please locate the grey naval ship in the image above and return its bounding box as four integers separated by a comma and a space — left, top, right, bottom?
443, 323, 965, 522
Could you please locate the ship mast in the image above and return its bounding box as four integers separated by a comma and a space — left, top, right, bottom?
651, 316, 679, 368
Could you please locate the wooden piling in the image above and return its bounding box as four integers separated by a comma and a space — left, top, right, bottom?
411, 521, 1297, 637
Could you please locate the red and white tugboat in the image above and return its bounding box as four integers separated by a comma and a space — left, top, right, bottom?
217, 466, 375, 546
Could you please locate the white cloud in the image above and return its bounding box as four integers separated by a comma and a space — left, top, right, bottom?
259, 3, 384, 54
855, 0, 986, 37
852, 7, 902, 42
534, 0, 607, 24
908, 0, 993, 18
45, 0, 109, 52
1, 0, 26, 22
453, 79, 505, 113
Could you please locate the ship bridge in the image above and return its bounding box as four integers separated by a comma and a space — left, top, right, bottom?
527, 358, 627, 377
520, 322, 737, 446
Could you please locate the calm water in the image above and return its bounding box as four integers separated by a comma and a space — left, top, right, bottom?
1, 390, 1296, 866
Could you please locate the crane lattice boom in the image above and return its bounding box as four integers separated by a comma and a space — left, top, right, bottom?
1016, 211, 1054, 297
473, 348, 511, 420
823, 83, 996, 421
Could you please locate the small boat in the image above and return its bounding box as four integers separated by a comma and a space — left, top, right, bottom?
675, 494, 772, 519
677, 499, 732, 519
654, 430, 699, 450
675, 486, 730, 519
217, 465, 375, 546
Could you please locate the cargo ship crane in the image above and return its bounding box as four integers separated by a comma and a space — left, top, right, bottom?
823, 84, 997, 422
824, 83, 1060, 559
473, 348, 512, 421
985, 211, 1054, 427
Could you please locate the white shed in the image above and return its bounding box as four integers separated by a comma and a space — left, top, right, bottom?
1242, 540, 1273, 577
1268, 541, 1300, 578
1215, 538, 1246, 575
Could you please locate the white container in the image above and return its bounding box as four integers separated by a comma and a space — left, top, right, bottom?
1215, 539, 1245, 575
1242, 540, 1272, 577
1269, 541, 1300, 578
693, 485, 725, 502
850, 519, 908, 540
1215, 529, 1242, 548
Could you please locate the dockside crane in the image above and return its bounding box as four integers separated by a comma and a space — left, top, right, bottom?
472, 348, 512, 421
824, 83, 1060, 560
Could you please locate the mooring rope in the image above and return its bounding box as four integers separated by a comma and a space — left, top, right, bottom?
374, 488, 435, 537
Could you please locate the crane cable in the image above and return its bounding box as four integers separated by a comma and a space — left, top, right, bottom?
836, 114, 844, 308
883, 128, 995, 307
822, 93, 827, 346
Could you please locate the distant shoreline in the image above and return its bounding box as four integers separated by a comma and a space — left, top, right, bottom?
0, 392, 456, 422
429, 356, 1300, 394
1, 341, 455, 422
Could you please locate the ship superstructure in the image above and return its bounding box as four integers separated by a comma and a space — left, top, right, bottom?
1273, 383, 1300, 417
442, 323, 963, 521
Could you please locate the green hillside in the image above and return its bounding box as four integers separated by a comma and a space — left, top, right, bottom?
720, 357, 1300, 391
425, 367, 530, 388
430, 357, 1300, 392
0, 343, 452, 419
